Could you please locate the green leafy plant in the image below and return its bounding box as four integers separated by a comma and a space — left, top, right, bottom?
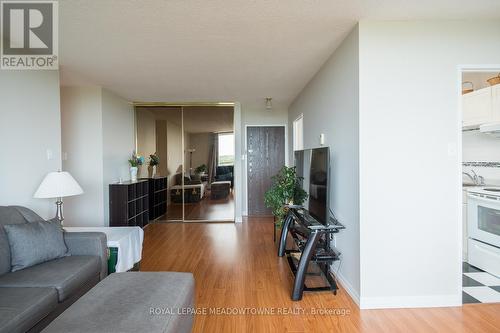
149, 153, 159, 167
128, 151, 144, 167
264, 166, 307, 227
195, 164, 207, 174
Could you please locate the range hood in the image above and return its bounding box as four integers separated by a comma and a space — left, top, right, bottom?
480, 123, 500, 138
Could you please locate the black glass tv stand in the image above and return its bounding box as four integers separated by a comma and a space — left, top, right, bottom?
278, 207, 345, 301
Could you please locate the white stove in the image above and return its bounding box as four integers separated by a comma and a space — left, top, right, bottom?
467, 187, 500, 277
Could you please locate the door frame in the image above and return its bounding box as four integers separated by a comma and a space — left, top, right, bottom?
243, 124, 288, 216
457, 65, 500, 305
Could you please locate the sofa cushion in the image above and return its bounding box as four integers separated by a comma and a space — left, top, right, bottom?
0, 227, 10, 276
0, 287, 58, 333
4, 219, 69, 272
0, 206, 42, 275
215, 172, 233, 182
0, 256, 100, 302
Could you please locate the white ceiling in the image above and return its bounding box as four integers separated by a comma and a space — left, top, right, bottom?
59, 0, 500, 107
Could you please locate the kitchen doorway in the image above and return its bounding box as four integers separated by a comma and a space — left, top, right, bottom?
460, 69, 500, 304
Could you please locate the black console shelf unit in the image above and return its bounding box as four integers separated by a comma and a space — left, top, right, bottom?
109, 180, 149, 228
278, 207, 345, 301
141, 177, 167, 221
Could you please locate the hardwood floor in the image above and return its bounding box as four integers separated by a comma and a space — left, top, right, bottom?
165, 191, 234, 221
141, 217, 500, 333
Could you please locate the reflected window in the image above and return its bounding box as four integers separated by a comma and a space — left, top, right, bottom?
218, 132, 234, 166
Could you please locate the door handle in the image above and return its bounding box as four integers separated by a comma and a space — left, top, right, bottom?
468, 193, 500, 204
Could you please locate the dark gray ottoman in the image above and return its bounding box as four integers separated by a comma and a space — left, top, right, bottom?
43, 272, 195, 333
210, 181, 231, 199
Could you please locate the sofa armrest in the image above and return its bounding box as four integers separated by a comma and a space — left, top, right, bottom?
64, 232, 108, 280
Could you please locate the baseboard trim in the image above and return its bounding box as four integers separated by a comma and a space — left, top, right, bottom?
235, 216, 243, 223
336, 271, 360, 307
359, 294, 461, 309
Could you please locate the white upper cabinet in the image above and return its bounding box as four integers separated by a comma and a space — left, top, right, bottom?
492, 84, 500, 122
463, 87, 493, 128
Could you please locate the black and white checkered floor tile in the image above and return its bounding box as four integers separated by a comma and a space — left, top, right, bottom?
463, 262, 500, 304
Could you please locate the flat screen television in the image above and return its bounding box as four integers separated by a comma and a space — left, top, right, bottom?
294, 147, 330, 225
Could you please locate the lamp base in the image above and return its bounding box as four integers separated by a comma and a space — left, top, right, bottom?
55, 198, 64, 225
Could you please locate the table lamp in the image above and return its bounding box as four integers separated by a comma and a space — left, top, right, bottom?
34, 171, 84, 224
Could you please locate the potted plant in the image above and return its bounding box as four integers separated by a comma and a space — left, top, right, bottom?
264, 166, 308, 229
195, 164, 207, 175
190, 164, 207, 181
148, 153, 159, 178
128, 151, 144, 182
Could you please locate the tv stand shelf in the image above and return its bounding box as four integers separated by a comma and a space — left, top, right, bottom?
278, 207, 345, 301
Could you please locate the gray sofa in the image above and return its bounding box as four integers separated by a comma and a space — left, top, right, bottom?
0, 206, 108, 333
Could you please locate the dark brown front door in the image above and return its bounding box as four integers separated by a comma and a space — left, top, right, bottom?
247, 126, 285, 215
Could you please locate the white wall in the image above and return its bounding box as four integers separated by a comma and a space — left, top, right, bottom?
0, 71, 62, 219
61, 87, 134, 226
288, 26, 361, 304
156, 120, 168, 179
101, 89, 135, 222
184, 130, 191, 174
166, 120, 183, 183
61, 87, 104, 226
189, 133, 211, 169
240, 103, 289, 215
136, 109, 157, 178
358, 20, 500, 308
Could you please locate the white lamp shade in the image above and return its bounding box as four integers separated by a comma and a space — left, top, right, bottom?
34, 171, 84, 199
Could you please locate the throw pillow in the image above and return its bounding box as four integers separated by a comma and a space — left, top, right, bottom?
3, 219, 69, 272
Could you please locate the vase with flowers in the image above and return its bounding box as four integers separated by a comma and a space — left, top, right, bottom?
128, 151, 144, 182
148, 153, 159, 178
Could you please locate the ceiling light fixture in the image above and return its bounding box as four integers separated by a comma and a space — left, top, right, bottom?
265, 97, 273, 111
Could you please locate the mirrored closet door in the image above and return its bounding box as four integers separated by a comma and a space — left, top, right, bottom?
135, 105, 235, 222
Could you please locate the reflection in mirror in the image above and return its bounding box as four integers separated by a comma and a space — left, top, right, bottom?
182, 106, 234, 221
135, 105, 235, 222
136, 106, 183, 221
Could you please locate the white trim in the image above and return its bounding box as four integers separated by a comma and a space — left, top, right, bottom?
294, 113, 304, 122
243, 124, 288, 217
234, 102, 243, 223
360, 294, 461, 309
335, 271, 360, 307
457, 65, 466, 307
292, 113, 304, 151
460, 65, 500, 72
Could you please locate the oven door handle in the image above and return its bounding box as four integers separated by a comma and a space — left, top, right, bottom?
468, 193, 500, 204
